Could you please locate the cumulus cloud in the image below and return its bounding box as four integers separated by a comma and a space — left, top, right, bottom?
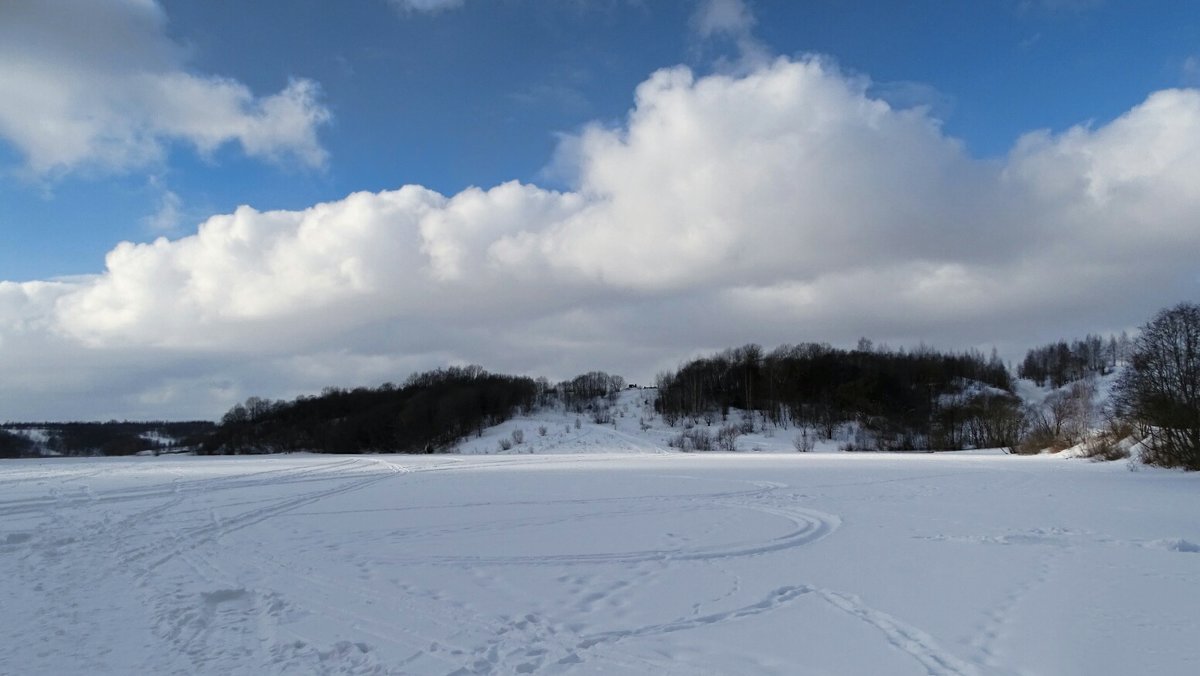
2, 54, 1199, 419
0, 0, 330, 178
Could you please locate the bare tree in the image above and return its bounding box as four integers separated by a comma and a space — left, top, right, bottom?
1114, 303, 1200, 469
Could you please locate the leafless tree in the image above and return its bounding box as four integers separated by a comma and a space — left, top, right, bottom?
1114, 303, 1200, 469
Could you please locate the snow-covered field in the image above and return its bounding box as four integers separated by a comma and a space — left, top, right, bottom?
2, 449, 1198, 675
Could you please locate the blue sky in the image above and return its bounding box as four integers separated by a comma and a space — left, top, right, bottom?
1, 0, 1199, 420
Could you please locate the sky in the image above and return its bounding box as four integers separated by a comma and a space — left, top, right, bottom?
1, 0, 1199, 421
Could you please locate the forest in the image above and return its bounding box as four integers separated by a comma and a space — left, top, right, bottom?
653, 342, 1022, 452
201, 366, 540, 454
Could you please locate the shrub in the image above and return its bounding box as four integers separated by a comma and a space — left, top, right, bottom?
793, 429, 815, 453
1014, 421, 1059, 455
668, 428, 713, 452
716, 424, 741, 452
1081, 435, 1130, 462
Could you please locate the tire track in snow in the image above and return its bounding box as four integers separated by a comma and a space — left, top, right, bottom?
119, 460, 403, 575
136, 458, 413, 675
434, 477, 844, 674
385, 501, 839, 568
434, 470, 980, 676
578, 584, 815, 645
0, 457, 365, 518
218, 535, 484, 666
817, 589, 982, 676
445, 587, 815, 675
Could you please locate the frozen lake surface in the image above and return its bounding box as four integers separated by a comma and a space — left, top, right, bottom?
1, 452, 1197, 675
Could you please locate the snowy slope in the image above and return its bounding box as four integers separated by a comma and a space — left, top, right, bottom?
4, 427, 61, 456
453, 388, 849, 456
2, 452, 1198, 675
1015, 369, 1129, 459
454, 390, 670, 455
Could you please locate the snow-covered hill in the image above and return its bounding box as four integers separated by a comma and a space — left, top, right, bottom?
452, 388, 853, 456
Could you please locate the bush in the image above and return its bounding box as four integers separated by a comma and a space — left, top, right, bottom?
716, 424, 741, 452
1081, 435, 1130, 462
511, 429, 525, 445
668, 428, 713, 452
1014, 422, 1059, 455
793, 429, 815, 453
498, 438, 513, 451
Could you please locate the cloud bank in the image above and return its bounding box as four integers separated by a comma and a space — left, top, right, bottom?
0, 0, 330, 177
2, 54, 1199, 419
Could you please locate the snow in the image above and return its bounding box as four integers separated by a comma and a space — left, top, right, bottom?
2, 448, 1198, 675
4, 427, 62, 455
9, 427, 52, 445
454, 389, 849, 455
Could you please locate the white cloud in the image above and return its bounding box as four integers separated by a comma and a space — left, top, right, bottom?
692, 0, 756, 39
2, 56, 1200, 420
388, 0, 466, 14
1183, 55, 1200, 86
143, 188, 182, 233
690, 0, 769, 68
869, 80, 956, 121
0, 0, 330, 178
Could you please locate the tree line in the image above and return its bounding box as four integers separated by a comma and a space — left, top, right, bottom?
202, 366, 539, 454
1018, 333, 1131, 388
654, 343, 1021, 451
0, 421, 214, 457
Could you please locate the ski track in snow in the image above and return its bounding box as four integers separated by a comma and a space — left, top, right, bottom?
0, 458, 419, 675
2, 447, 1198, 675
